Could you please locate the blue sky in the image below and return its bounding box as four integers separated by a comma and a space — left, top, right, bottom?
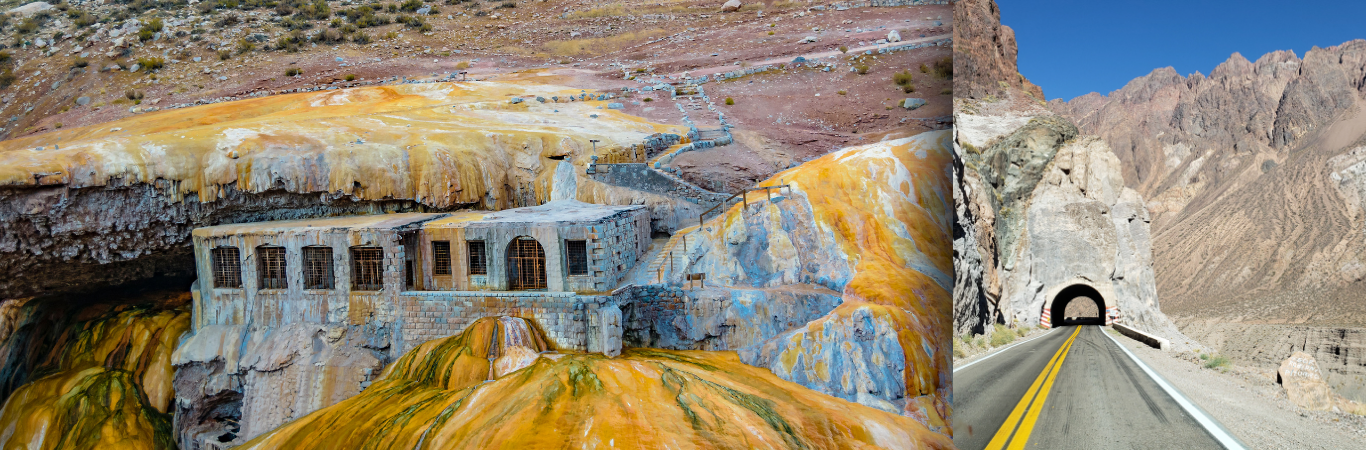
1002, 0, 1366, 102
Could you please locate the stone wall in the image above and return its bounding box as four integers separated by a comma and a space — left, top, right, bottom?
588, 163, 730, 206
192, 228, 414, 333
396, 291, 616, 353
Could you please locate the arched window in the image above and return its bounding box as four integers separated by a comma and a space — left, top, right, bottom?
507, 237, 546, 291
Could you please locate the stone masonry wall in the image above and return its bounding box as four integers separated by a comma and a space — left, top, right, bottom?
588, 163, 730, 206
192, 229, 410, 335
396, 291, 619, 354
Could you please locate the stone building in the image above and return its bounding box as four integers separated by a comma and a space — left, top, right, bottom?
189, 200, 649, 354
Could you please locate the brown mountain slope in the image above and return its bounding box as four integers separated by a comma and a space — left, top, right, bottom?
1051, 41, 1366, 325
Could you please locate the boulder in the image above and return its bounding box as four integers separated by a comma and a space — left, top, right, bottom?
75, 96, 90, 106
1278, 352, 1338, 411
721, 0, 742, 12
799, 35, 817, 44
902, 98, 926, 110
888, 30, 902, 42
129, 63, 141, 72
6, 1, 52, 17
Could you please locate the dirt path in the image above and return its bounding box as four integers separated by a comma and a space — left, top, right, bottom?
669, 33, 950, 78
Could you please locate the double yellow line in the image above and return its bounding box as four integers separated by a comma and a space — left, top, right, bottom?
985, 326, 1082, 450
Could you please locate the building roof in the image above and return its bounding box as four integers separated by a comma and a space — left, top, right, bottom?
192, 212, 447, 237
427, 200, 644, 228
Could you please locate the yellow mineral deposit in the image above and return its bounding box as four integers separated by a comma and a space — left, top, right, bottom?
702, 131, 955, 428
0, 80, 685, 208
240, 316, 952, 449
0, 301, 190, 450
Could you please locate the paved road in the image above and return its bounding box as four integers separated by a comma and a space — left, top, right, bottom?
954, 326, 1233, 450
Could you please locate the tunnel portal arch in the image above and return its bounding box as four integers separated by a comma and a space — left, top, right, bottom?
1041, 282, 1115, 328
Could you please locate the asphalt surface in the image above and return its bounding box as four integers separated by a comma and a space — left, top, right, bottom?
954, 325, 1227, 450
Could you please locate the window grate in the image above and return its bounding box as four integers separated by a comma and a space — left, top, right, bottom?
507, 237, 546, 290
257, 246, 288, 289
351, 247, 384, 291
433, 241, 452, 275
303, 246, 334, 289
212, 247, 242, 288
566, 240, 588, 276
467, 240, 487, 275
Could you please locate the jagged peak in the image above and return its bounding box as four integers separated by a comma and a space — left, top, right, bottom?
1253, 49, 1300, 67
1210, 52, 1254, 79
1111, 67, 1186, 102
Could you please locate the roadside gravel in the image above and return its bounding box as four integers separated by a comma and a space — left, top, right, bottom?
1112, 329, 1366, 449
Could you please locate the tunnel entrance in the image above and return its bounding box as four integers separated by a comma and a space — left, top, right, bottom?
1043, 284, 1107, 328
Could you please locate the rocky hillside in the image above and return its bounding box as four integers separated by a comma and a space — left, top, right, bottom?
1050, 41, 1366, 326
951, 0, 1042, 100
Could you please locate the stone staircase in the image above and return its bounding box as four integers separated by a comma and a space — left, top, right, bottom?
642, 226, 704, 284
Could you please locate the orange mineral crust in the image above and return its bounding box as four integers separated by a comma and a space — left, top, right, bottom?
0, 80, 683, 208
239, 317, 952, 449
0, 300, 190, 450
689, 130, 954, 428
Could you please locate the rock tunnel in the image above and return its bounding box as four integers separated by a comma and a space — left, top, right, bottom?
1041, 283, 1111, 328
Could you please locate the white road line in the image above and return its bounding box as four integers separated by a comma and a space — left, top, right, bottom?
1100, 328, 1248, 450
953, 327, 1058, 373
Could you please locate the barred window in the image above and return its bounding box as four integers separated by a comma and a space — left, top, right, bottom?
303, 246, 334, 289
212, 247, 242, 288
566, 240, 588, 276
351, 247, 384, 291
433, 241, 452, 275
257, 246, 288, 289
467, 240, 486, 275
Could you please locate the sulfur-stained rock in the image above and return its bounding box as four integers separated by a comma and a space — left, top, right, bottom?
0, 296, 190, 450
237, 319, 953, 449
687, 131, 953, 429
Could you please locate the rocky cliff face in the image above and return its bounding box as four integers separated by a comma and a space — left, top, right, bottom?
0, 80, 687, 299
953, 111, 1180, 339
952, 0, 1044, 100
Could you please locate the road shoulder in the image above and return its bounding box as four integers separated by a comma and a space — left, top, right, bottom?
1107, 328, 1366, 449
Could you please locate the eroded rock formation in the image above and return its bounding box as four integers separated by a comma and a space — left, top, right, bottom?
0, 81, 688, 299
685, 131, 954, 429
236, 317, 954, 449
0, 286, 189, 450
954, 111, 1180, 339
